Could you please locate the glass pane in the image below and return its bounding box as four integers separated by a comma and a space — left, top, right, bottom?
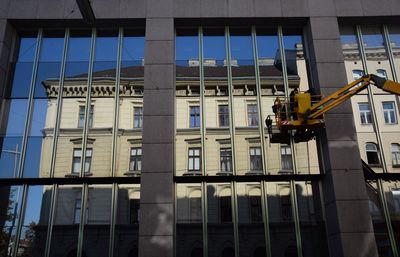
176, 183, 203, 257
267, 182, 297, 256
0, 99, 27, 178
366, 180, 395, 256
237, 183, 267, 257
49, 185, 82, 256
0, 185, 23, 256
207, 183, 235, 257
82, 185, 112, 256
382, 180, 400, 252
176, 28, 201, 176
295, 181, 328, 257
114, 184, 140, 257
115, 30, 144, 177
230, 28, 262, 176
54, 31, 91, 178
17, 185, 52, 257
9, 37, 37, 98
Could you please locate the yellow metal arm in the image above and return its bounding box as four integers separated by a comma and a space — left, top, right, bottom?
308, 74, 400, 120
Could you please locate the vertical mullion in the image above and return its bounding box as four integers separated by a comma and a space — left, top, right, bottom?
382, 25, 400, 118
49, 29, 69, 178
80, 28, 96, 177
11, 184, 29, 257
202, 182, 208, 257
377, 179, 399, 257
199, 26, 209, 257
77, 183, 88, 257
225, 26, 239, 257
111, 28, 123, 177
231, 181, 239, 257
277, 27, 298, 175
44, 184, 58, 257
17, 29, 42, 178
356, 25, 388, 173
261, 181, 272, 257
251, 26, 268, 175
225, 27, 236, 175
199, 27, 206, 176
108, 183, 118, 257
290, 180, 303, 257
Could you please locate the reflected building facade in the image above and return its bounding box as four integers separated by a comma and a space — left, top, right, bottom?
0, 1, 399, 257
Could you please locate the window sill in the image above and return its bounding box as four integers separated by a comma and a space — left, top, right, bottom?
124, 171, 141, 177
183, 171, 202, 176
65, 173, 93, 178
245, 171, 263, 175
392, 165, 400, 168
216, 172, 233, 176
278, 170, 294, 174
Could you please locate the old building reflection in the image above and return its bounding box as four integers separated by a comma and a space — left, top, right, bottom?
175, 181, 327, 257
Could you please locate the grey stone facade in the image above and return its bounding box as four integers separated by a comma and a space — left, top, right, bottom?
0, 0, 399, 257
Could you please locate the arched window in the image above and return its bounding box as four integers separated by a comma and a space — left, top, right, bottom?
376, 69, 387, 79
352, 69, 364, 80
391, 143, 400, 167
189, 189, 201, 222
366, 143, 380, 165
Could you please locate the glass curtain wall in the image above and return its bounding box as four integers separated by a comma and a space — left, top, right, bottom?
340, 25, 400, 174
0, 27, 144, 257
340, 24, 400, 256
175, 26, 327, 257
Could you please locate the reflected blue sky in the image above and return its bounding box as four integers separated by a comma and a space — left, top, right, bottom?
18, 38, 37, 62
176, 34, 302, 62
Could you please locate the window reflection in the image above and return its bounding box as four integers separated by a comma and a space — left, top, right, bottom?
114, 184, 140, 257
176, 183, 203, 257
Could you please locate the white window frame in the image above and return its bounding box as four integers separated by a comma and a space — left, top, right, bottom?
133, 106, 143, 128
382, 101, 397, 124
358, 102, 372, 124
391, 143, 400, 167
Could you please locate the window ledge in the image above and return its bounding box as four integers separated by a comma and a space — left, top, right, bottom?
216, 172, 233, 176
392, 165, 400, 168
245, 171, 263, 175
183, 171, 202, 176
278, 170, 294, 174
65, 172, 93, 178
124, 171, 141, 177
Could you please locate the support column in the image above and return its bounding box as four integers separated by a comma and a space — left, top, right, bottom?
139, 17, 175, 257
306, 17, 378, 257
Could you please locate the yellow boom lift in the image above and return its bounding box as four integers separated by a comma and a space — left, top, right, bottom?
265, 74, 400, 144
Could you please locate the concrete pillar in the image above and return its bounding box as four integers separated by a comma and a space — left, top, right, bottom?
306, 16, 379, 257
139, 16, 175, 257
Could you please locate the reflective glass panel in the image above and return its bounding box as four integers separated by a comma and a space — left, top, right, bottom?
82, 185, 112, 256
17, 185, 52, 257
49, 185, 82, 256
267, 182, 297, 256
114, 184, 140, 257
176, 183, 203, 257
382, 180, 400, 252
176, 29, 201, 176
237, 183, 267, 257
0, 185, 23, 256
295, 181, 328, 257
207, 183, 235, 257
116, 29, 145, 177
366, 180, 395, 256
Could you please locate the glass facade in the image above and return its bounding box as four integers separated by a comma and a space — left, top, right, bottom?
175, 26, 327, 257
0, 28, 144, 257
341, 24, 400, 256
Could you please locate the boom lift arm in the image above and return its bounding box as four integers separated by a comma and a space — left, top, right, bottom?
266, 74, 400, 144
